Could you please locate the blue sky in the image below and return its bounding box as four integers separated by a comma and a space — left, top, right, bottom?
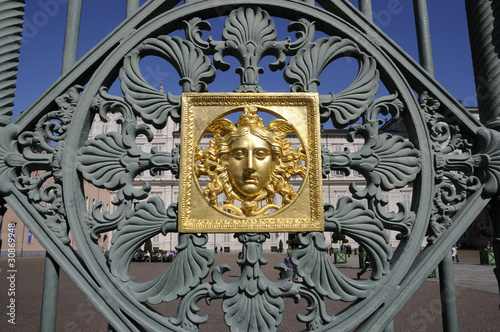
12, 0, 476, 119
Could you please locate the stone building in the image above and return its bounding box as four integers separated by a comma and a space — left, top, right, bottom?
2, 95, 487, 256
86, 87, 414, 253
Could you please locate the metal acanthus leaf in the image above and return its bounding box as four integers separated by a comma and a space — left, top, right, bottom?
325, 198, 392, 279
120, 36, 215, 126
211, 233, 290, 332
213, 7, 286, 92
285, 37, 379, 128
108, 199, 177, 282
473, 127, 500, 197
78, 129, 147, 193
348, 127, 421, 195
0, 124, 20, 195
131, 233, 213, 304
293, 231, 374, 301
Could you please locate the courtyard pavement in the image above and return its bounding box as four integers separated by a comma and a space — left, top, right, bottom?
0, 250, 498, 331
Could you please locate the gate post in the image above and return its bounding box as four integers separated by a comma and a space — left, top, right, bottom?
465, 0, 500, 295
358, 0, 373, 22
0, 0, 25, 265
41, 1, 82, 330
414, 1, 459, 330
126, 0, 140, 18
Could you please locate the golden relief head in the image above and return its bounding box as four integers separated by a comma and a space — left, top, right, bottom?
194, 106, 306, 217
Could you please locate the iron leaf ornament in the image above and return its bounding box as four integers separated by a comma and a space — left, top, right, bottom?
285, 37, 379, 128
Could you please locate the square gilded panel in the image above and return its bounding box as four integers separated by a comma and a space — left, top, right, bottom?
178, 93, 323, 233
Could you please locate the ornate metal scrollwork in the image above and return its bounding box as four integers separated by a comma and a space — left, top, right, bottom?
420, 91, 487, 243
3, 2, 500, 332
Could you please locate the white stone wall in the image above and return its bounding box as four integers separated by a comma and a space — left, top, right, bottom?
87, 112, 416, 252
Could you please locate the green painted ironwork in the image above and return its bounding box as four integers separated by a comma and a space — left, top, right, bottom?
412, 2, 458, 330
0, 0, 24, 125
1, 0, 499, 331
126, 0, 141, 19
465, 0, 500, 296
358, 0, 373, 23
0, 0, 24, 278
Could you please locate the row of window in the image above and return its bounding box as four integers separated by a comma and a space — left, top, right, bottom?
89, 117, 180, 138
323, 191, 412, 211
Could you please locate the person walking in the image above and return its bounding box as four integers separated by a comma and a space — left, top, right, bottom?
281, 249, 294, 280
357, 255, 371, 279
452, 244, 460, 263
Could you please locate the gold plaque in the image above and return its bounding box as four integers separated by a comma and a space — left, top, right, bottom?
178, 93, 323, 233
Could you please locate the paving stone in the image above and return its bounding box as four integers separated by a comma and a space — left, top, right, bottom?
0, 250, 498, 331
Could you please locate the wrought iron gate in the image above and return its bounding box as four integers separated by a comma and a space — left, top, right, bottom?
1, 0, 499, 331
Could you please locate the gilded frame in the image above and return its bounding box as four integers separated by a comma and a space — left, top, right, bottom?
178, 93, 324, 233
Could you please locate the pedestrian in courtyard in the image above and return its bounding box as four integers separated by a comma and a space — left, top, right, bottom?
452, 244, 460, 262
281, 249, 294, 280
357, 255, 371, 280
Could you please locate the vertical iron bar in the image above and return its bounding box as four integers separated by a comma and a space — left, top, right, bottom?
489, 203, 500, 295
438, 254, 459, 331
61, 0, 83, 75
41, 1, 82, 330
40, 254, 60, 331
465, 0, 500, 129
358, 0, 373, 23
0, 0, 25, 255
0, 0, 25, 125
413, 0, 435, 77
383, 321, 394, 332
413, 1, 458, 330
0, 200, 6, 262
126, 0, 140, 19
465, 0, 500, 296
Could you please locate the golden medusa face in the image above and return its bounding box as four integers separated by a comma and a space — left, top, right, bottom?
194, 106, 306, 217
179, 92, 323, 233
227, 133, 274, 198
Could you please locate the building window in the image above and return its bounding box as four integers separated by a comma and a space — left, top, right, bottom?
401, 191, 412, 210
382, 192, 390, 212
334, 191, 346, 205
